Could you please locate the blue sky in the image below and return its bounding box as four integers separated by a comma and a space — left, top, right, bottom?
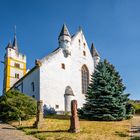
0, 0, 139, 99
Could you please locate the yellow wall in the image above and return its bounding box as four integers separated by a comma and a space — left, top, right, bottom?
4, 57, 26, 92
23, 63, 26, 75
5, 58, 11, 92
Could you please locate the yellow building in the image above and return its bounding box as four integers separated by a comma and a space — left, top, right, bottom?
3, 33, 26, 93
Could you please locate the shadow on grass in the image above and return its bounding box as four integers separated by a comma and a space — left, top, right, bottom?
131, 136, 140, 140
115, 131, 129, 137
45, 115, 98, 122
17, 125, 68, 135
2, 127, 16, 130
17, 126, 34, 130
27, 130, 68, 135
45, 115, 91, 123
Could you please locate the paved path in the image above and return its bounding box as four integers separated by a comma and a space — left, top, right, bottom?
0, 122, 38, 140
130, 115, 140, 139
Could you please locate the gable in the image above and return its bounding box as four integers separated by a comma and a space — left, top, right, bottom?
71, 30, 93, 61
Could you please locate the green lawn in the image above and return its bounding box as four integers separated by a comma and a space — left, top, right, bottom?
9, 115, 131, 140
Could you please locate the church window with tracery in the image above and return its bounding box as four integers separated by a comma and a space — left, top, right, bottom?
81, 65, 89, 94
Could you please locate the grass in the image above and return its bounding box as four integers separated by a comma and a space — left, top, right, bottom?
9, 115, 131, 140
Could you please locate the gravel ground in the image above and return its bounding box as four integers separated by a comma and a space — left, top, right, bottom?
0, 122, 38, 140
130, 115, 140, 139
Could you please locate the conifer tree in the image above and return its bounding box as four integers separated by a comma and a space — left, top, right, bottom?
79, 59, 131, 121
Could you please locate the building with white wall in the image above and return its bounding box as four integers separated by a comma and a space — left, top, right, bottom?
3, 24, 100, 113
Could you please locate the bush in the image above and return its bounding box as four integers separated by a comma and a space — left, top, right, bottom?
0, 90, 37, 121
125, 102, 134, 119
129, 100, 140, 114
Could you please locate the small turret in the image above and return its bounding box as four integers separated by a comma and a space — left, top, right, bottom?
58, 24, 71, 57
6, 41, 12, 49
58, 24, 71, 42
90, 43, 100, 67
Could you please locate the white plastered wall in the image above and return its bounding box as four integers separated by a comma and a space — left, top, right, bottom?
14, 68, 40, 100
39, 30, 94, 112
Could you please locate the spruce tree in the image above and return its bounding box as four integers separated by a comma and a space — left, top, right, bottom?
79, 59, 131, 121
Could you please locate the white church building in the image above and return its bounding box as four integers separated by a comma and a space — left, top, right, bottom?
3, 24, 100, 113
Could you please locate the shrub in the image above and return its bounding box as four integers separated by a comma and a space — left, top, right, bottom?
129, 100, 140, 114
0, 90, 37, 121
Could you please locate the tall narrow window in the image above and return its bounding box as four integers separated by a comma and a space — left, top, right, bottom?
83, 51, 86, 56
81, 65, 89, 94
31, 82, 35, 92
79, 39, 81, 45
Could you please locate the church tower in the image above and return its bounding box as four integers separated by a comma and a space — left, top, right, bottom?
3, 31, 26, 93
58, 24, 71, 57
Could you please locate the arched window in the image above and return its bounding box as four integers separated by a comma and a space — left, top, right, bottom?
81, 65, 89, 94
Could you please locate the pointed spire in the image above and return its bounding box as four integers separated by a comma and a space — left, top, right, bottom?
59, 24, 71, 38
13, 34, 17, 47
12, 25, 18, 52
90, 43, 99, 57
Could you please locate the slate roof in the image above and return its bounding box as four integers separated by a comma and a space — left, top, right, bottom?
58, 24, 71, 37
90, 43, 99, 57
12, 34, 18, 51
